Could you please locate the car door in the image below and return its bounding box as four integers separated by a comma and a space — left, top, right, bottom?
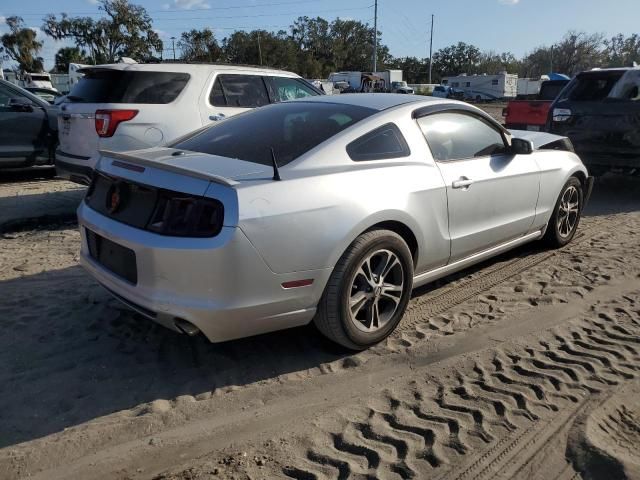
0, 82, 48, 164
416, 111, 540, 262
200, 73, 270, 124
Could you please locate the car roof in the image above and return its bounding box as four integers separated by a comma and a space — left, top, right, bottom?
293, 93, 446, 111
78, 62, 298, 76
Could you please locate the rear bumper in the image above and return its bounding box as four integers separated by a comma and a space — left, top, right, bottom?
77, 202, 331, 343
55, 150, 94, 185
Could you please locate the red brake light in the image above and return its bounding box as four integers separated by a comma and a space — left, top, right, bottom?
95, 109, 138, 137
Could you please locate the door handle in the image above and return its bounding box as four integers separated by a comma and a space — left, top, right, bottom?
209, 113, 226, 121
452, 177, 474, 189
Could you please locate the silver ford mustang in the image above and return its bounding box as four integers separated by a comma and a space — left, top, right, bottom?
77, 94, 593, 349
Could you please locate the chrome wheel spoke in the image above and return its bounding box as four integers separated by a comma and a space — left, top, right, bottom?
350, 291, 369, 316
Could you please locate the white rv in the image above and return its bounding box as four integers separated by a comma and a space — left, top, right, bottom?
443, 72, 518, 100
24, 72, 57, 90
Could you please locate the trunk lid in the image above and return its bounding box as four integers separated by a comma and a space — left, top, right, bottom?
99, 147, 272, 186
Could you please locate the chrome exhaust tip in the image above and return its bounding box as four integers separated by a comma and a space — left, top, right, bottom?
174, 318, 201, 336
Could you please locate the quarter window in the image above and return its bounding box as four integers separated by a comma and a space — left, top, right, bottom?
347, 123, 411, 161
209, 74, 270, 108
269, 77, 318, 102
417, 112, 506, 161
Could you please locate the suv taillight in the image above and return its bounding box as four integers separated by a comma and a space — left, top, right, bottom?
95, 109, 138, 137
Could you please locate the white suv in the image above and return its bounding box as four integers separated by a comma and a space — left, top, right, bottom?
56, 63, 322, 184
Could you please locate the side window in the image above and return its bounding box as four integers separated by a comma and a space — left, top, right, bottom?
347, 123, 411, 161
417, 112, 506, 162
209, 77, 226, 106
269, 77, 317, 102
213, 74, 269, 108
0, 84, 27, 107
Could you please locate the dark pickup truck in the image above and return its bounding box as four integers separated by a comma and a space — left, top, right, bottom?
503, 80, 569, 131
548, 68, 640, 176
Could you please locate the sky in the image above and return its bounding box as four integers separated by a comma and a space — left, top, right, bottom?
0, 0, 638, 71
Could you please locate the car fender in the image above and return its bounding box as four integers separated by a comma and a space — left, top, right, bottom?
531, 150, 589, 230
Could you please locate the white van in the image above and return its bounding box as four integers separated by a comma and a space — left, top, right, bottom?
56, 63, 322, 184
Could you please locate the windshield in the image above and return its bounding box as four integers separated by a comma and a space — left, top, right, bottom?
172, 101, 376, 166
29, 75, 50, 81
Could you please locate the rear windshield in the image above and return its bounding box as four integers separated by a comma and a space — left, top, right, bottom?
68, 70, 190, 104
561, 71, 625, 101
172, 102, 376, 166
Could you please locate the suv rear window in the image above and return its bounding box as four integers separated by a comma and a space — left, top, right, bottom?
173, 101, 375, 166
561, 71, 625, 101
68, 70, 190, 104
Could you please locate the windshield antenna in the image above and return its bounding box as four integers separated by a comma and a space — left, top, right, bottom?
270, 147, 281, 181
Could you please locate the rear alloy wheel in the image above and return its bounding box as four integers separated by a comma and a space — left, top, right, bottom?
544, 177, 583, 247
314, 230, 413, 350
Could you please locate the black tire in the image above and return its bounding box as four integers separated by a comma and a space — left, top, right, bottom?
543, 176, 583, 248
314, 230, 413, 350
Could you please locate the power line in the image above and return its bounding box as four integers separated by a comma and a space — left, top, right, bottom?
10, 0, 368, 16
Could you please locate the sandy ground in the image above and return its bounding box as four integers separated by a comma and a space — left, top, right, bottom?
0, 169, 85, 231
0, 174, 638, 480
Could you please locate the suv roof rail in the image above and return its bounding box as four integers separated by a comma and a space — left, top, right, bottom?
155, 60, 288, 71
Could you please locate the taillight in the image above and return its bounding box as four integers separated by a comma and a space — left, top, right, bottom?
552, 108, 572, 122
147, 193, 224, 237
95, 109, 138, 137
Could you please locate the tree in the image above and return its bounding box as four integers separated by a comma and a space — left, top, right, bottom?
42, 0, 162, 64
477, 51, 520, 75
0, 16, 44, 72
603, 33, 640, 67
53, 46, 89, 73
178, 28, 222, 62
521, 31, 605, 77
432, 42, 481, 77
386, 56, 429, 83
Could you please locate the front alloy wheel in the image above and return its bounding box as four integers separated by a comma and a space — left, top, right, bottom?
544, 176, 583, 247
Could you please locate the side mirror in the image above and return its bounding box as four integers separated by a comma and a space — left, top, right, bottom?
511, 137, 534, 155
8, 97, 35, 112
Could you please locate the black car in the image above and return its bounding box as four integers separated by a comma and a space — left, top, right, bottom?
0, 79, 58, 169
548, 68, 640, 176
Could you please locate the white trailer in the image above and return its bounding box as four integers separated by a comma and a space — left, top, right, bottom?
443, 72, 518, 100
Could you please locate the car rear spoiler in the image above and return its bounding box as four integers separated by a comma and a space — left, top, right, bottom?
99, 149, 239, 187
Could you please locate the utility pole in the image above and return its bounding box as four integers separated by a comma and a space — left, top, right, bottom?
372, 0, 378, 72
550, 45, 554, 73
170, 37, 176, 61
257, 32, 263, 65
428, 14, 434, 84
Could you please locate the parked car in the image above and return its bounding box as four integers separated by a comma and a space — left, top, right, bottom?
77, 94, 592, 349
432, 85, 464, 99
56, 63, 323, 185
503, 79, 570, 131
25, 87, 64, 105
391, 81, 414, 94
548, 67, 640, 176
0, 79, 58, 169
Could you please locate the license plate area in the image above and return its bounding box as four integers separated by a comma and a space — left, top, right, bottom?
526, 125, 541, 131
86, 229, 138, 284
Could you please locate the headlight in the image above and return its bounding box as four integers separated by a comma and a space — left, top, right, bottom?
552, 108, 572, 122
147, 193, 224, 237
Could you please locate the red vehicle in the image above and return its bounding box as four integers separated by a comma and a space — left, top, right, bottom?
503, 80, 569, 131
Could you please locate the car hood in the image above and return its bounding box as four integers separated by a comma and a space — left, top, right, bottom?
99, 147, 272, 186
508, 130, 565, 150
